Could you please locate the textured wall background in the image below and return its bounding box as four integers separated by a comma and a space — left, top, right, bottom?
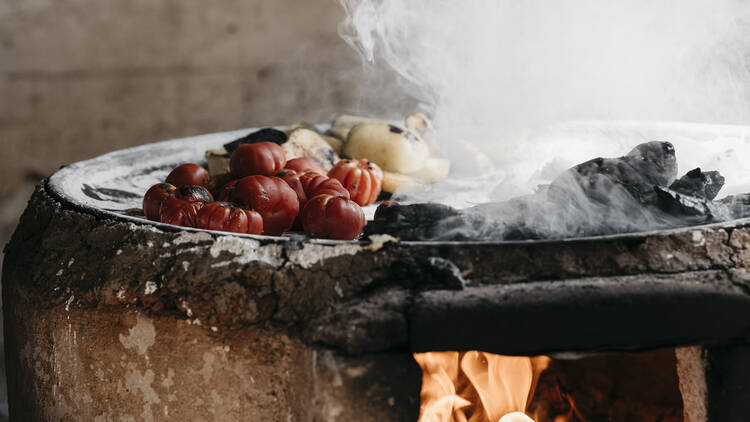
1, 0, 366, 197
0, 1, 412, 419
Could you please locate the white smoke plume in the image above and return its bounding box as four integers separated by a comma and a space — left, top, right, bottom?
339, 0, 750, 127
338, 0, 750, 238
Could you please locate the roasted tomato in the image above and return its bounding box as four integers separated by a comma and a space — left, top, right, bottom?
284, 157, 325, 175
143, 183, 177, 221
165, 163, 210, 188
230, 142, 287, 178
216, 180, 239, 202
278, 169, 308, 207
175, 185, 213, 203
207, 172, 236, 197
328, 159, 383, 206
195, 202, 263, 234
299, 172, 350, 201
301, 194, 366, 240
159, 196, 204, 227
232, 175, 299, 235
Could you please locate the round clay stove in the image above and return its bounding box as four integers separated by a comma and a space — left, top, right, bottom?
5, 123, 750, 421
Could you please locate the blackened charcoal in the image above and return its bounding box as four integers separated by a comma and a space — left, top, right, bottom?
223, 128, 288, 153
654, 186, 713, 219
625, 141, 678, 186
375, 190, 393, 202
364, 141, 745, 241
669, 168, 725, 200
364, 203, 465, 240
549, 141, 677, 207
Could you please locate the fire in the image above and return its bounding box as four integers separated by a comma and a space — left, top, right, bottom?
414, 351, 550, 422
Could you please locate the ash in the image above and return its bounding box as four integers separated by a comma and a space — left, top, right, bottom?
366, 141, 750, 241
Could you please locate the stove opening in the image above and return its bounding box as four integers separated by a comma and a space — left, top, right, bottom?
415, 348, 684, 422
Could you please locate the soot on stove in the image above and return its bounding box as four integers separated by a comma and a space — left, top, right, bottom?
367, 141, 750, 241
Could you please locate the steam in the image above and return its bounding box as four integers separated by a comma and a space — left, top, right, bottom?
339, 0, 750, 129
339, 0, 750, 239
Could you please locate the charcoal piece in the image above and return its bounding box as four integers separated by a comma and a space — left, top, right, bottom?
654, 186, 713, 218
669, 167, 725, 200
364, 203, 466, 240
375, 190, 392, 202
626, 141, 679, 184
223, 128, 288, 153
364, 141, 739, 242
549, 141, 677, 207
465, 196, 549, 240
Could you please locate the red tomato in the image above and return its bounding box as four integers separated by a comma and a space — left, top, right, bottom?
143, 183, 177, 221
284, 157, 325, 175
301, 194, 366, 240
166, 163, 210, 188
232, 175, 300, 236
328, 159, 383, 206
216, 180, 239, 202
195, 202, 263, 235
175, 186, 213, 203
207, 172, 236, 197
299, 172, 350, 201
159, 196, 204, 227
230, 142, 287, 178
278, 169, 308, 207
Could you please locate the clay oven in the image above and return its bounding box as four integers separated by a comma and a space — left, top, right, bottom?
4, 126, 750, 421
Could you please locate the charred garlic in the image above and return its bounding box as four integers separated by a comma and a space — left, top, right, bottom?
282, 128, 340, 171
344, 123, 430, 174
405, 112, 433, 135
330, 114, 386, 141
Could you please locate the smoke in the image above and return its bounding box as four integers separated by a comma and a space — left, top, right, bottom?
338, 0, 750, 239
339, 0, 750, 129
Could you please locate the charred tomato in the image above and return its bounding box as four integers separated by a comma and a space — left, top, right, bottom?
207, 172, 236, 198
165, 163, 210, 188
301, 194, 366, 240
175, 185, 213, 203
143, 183, 177, 221
232, 175, 299, 236
278, 169, 308, 207
299, 172, 350, 201
284, 157, 325, 176
159, 196, 204, 227
216, 180, 239, 202
230, 142, 287, 178
328, 159, 383, 206
195, 202, 263, 235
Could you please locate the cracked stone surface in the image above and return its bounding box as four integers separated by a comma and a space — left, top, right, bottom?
5, 182, 750, 420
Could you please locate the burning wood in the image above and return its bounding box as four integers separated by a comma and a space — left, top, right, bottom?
414, 351, 549, 422
367, 141, 745, 241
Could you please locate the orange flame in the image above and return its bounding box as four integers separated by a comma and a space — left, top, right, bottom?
414, 351, 550, 422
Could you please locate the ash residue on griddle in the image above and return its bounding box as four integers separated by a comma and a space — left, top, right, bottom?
81, 184, 141, 203
367, 141, 749, 241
